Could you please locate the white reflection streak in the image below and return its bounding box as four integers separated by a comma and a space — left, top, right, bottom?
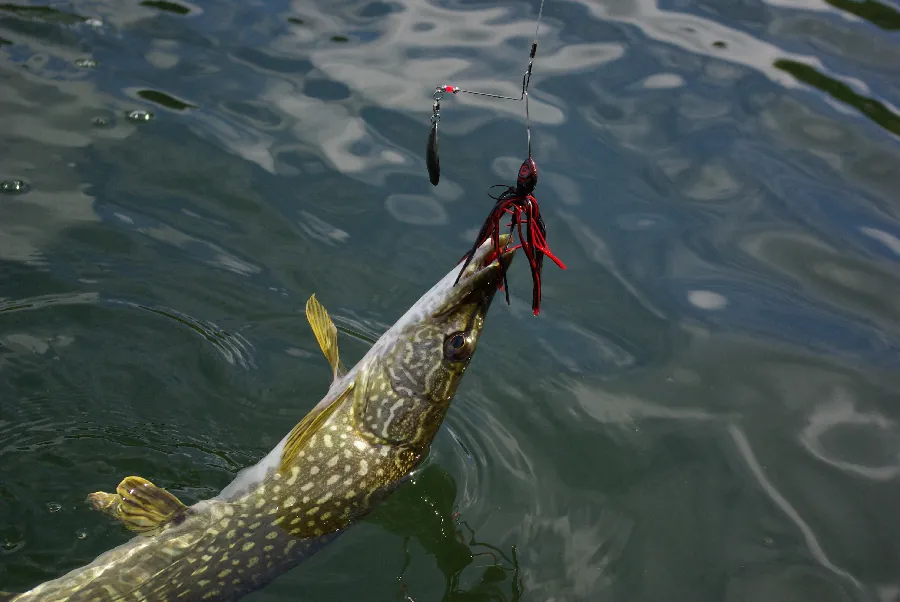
727, 423, 863, 593
565, 0, 881, 99
799, 397, 900, 482
556, 210, 667, 319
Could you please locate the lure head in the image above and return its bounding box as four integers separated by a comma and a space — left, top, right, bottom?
353, 235, 515, 450
516, 156, 538, 196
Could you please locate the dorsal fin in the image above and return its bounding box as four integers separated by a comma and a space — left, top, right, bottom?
305, 294, 346, 380
87, 476, 187, 536
280, 384, 353, 471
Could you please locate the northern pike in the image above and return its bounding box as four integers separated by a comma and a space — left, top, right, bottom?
4, 235, 516, 602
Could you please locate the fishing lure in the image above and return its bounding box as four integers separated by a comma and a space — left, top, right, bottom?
426, 0, 564, 315
454, 157, 565, 316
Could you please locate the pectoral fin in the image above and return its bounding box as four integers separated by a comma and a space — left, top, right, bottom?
280, 384, 353, 471
88, 476, 187, 536
305, 294, 346, 380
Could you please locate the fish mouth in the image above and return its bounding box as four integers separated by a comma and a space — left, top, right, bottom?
456, 233, 516, 291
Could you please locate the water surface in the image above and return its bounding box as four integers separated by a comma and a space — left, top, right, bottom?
2, 0, 900, 600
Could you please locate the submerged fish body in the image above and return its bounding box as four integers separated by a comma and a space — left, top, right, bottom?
9, 237, 516, 602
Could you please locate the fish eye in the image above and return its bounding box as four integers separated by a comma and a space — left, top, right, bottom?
443, 331, 471, 362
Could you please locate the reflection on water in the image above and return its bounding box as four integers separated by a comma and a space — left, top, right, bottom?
822, 0, 900, 30
1, 0, 900, 599
799, 393, 900, 481
728, 423, 863, 594
140, 1, 194, 17
0, 4, 87, 25
774, 59, 900, 137
368, 464, 524, 602
133, 88, 197, 111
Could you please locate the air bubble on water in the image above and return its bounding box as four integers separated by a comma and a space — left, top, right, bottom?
92, 116, 111, 127
0, 179, 29, 195
47, 502, 62, 513
76, 529, 88, 540
85, 18, 103, 27
126, 110, 153, 123
74, 58, 97, 69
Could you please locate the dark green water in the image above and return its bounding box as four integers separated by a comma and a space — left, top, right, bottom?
2, 0, 900, 600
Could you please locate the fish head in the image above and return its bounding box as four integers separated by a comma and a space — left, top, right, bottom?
353, 234, 515, 449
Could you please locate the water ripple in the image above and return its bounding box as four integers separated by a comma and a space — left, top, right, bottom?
728, 423, 865, 594
799, 393, 900, 481
0, 292, 256, 369
130, 303, 256, 370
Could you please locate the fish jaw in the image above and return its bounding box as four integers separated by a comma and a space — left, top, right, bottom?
379, 233, 516, 343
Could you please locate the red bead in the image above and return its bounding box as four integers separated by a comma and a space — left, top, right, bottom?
443, 85, 455, 93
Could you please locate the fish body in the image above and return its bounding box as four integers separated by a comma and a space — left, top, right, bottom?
8, 236, 515, 602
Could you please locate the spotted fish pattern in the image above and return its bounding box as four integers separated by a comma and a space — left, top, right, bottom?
8, 236, 515, 602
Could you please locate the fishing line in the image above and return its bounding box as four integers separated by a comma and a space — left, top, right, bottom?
426, 0, 564, 316
426, 0, 547, 186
